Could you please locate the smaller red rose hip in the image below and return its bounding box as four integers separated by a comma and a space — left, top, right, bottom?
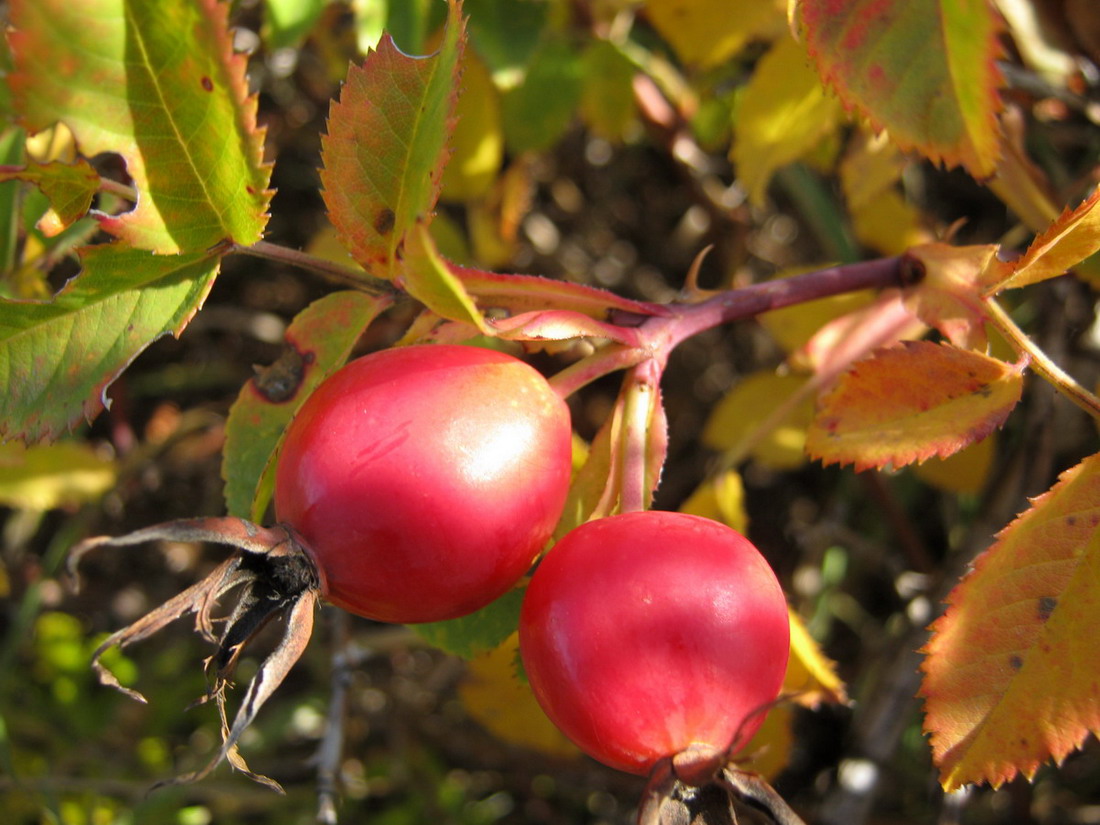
519, 511, 790, 777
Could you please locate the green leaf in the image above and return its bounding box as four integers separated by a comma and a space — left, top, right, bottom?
0, 159, 101, 235
260, 0, 321, 49
400, 221, 488, 332
384, 0, 448, 55
465, 0, 548, 85
0, 243, 219, 442
799, 0, 1003, 177
413, 587, 525, 659
320, 0, 464, 279
579, 40, 637, 141
0, 130, 26, 281
500, 35, 583, 155
222, 290, 391, 521
262, 0, 325, 50
8, 0, 272, 254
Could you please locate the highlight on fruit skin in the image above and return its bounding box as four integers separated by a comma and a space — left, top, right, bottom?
274, 343, 574, 624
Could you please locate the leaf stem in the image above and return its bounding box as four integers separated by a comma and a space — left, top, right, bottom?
232, 240, 399, 296
982, 295, 1100, 420
99, 177, 138, 201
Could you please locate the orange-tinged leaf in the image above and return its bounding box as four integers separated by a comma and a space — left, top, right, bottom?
903, 242, 1000, 350
799, 0, 1004, 177
320, 0, 464, 279
732, 35, 842, 206
806, 341, 1025, 472
921, 453, 1100, 790
992, 186, 1100, 292
459, 633, 579, 758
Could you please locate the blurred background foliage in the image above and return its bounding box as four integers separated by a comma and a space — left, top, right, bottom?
3, 0, 1100, 823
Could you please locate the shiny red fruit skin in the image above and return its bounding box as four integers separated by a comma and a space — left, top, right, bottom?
274, 345, 572, 623
519, 511, 790, 775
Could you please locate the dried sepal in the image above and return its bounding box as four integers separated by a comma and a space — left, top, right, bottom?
636, 728, 807, 825
69, 516, 320, 790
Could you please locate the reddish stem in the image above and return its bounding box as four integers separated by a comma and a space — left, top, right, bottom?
660, 256, 905, 352
550, 256, 906, 398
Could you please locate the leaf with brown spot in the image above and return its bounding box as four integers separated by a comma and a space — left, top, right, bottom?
320, 0, 464, 279
222, 291, 392, 521
921, 452, 1100, 790
806, 341, 1025, 472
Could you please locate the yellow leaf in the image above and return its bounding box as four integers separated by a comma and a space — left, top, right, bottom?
912, 433, 995, 496
785, 608, 848, 708
0, 441, 116, 510
850, 189, 930, 257
839, 130, 907, 211
702, 371, 816, 470
736, 702, 793, 781
758, 274, 877, 358
736, 608, 847, 779
921, 452, 1100, 790
806, 341, 1025, 472
645, 0, 787, 68
732, 35, 842, 206
468, 158, 535, 268
459, 633, 580, 759
679, 469, 749, 534
995, 185, 1100, 291
441, 50, 503, 202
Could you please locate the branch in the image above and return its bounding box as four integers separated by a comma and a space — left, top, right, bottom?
232, 240, 400, 296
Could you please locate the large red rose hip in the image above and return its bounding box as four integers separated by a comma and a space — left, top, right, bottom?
274, 344, 572, 623
519, 511, 790, 776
